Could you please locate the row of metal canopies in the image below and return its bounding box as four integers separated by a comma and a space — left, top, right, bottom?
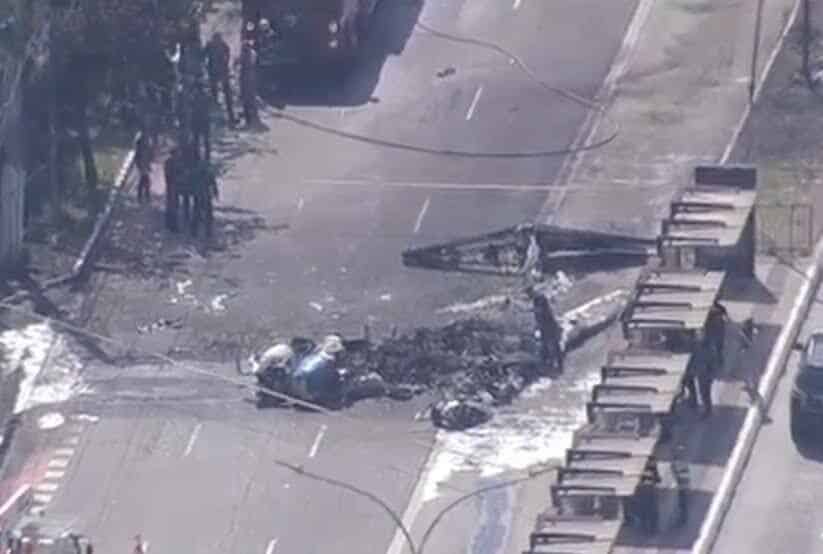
524, 165, 759, 554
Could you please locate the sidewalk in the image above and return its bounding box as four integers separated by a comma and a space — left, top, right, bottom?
616, 2, 823, 552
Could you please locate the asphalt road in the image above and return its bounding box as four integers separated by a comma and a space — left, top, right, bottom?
713, 284, 823, 554
7, 1, 641, 553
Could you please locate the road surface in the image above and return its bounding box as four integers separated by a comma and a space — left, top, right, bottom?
712, 276, 823, 554
4, 1, 642, 553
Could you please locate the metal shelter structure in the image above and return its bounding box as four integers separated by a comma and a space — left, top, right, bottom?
523, 164, 759, 553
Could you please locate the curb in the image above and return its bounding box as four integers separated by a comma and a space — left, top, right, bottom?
692, 239, 823, 554
0, 139, 137, 305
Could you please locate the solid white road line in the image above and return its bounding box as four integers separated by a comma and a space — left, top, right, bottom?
413, 196, 431, 234
385, 448, 438, 554
466, 86, 484, 121
541, 0, 655, 219
0, 484, 30, 518
183, 423, 203, 458
719, 0, 802, 164
265, 538, 279, 554
308, 425, 327, 458
303, 178, 663, 193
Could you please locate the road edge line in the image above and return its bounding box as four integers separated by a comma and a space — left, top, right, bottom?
539, 0, 656, 221
692, 238, 823, 553
719, 0, 803, 164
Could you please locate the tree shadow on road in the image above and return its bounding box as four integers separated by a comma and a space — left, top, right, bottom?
94, 193, 285, 282
262, 0, 423, 108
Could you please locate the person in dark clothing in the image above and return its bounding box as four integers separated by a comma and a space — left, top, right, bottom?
191, 84, 212, 162
671, 444, 691, 527
255, 18, 279, 91
638, 456, 661, 534
527, 287, 563, 372
695, 336, 718, 418
205, 31, 236, 124
239, 39, 260, 127
134, 131, 153, 203
163, 147, 182, 232
190, 157, 218, 238
706, 300, 728, 365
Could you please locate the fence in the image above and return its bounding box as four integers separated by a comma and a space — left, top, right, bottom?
756, 202, 814, 256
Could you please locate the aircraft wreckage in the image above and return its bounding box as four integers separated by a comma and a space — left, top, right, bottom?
238, 223, 658, 430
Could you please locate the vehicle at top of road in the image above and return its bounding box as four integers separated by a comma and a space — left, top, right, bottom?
242, 0, 380, 76
790, 330, 823, 441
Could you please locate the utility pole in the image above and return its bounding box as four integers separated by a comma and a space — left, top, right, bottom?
750, 0, 766, 104
0, 0, 32, 272
804, 0, 813, 86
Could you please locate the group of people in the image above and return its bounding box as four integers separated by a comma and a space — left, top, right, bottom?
132, 15, 285, 237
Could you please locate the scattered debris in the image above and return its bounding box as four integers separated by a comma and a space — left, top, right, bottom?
436, 67, 457, 78
137, 317, 184, 334
37, 412, 65, 430
72, 414, 100, 423
379, 293, 392, 302
309, 302, 324, 312
243, 288, 627, 429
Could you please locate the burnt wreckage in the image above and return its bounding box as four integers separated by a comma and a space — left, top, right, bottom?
238, 222, 656, 430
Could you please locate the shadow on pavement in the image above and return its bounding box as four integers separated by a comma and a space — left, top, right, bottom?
262, 0, 423, 108
616, 489, 715, 550
720, 276, 779, 305
96, 194, 282, 282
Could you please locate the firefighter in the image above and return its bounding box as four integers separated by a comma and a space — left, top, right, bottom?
706, 300, 729, 365
163, 147, 183, 232
672, 444, 691, 527
527, 287, 563, 372
134, 130, 153, 204
239, 39, 261, 127
205, 31, 236, 125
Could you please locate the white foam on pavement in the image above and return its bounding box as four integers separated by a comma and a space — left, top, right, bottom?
421, 370, 601, 503
37, 412, 65, 430
0, 323, 89, 414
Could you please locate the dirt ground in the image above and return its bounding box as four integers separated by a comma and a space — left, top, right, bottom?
730, 7, 823, 254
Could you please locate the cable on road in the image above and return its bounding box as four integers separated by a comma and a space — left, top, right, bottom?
269, 17, 619, 159
0, 296, 545, 476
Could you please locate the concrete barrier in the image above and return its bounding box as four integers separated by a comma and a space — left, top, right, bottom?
692, 236, 823, 554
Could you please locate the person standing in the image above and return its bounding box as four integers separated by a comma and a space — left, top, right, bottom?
672, 444, 691, 526
255, 18, 279, 91
706, 300, 729, 365
527, 287, 563, 372
695, 335, 718, 418
191, 84, 212, 162
205, 31, 236, 125
134, 131, 153, 204
163, 147, 182, 232
239, 39, 260, 127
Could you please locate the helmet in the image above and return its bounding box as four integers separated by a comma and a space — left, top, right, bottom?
320, 335, 344, 355
259, 343, 294, 368
245, 21, 256, 32
259, 18, 271, 30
